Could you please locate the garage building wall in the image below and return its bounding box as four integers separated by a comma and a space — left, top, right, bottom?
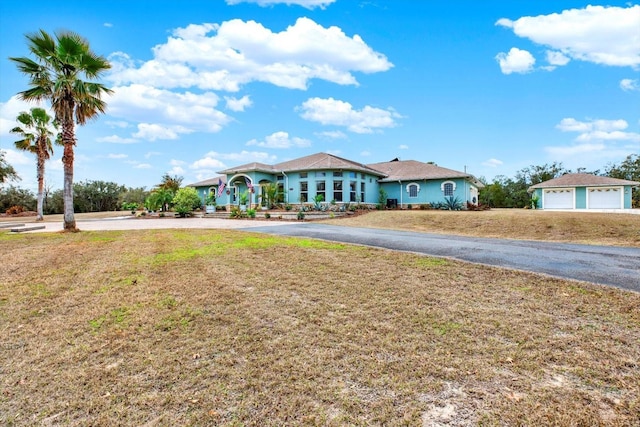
575, 187, 587, 209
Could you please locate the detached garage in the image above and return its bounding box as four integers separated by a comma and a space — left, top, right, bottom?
528, 173, 639, 211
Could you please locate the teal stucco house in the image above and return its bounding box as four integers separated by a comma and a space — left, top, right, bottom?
188, 152, 483, 210
528, 173, 639, 211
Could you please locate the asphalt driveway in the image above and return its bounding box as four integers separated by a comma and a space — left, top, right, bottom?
242, 223, 640, 292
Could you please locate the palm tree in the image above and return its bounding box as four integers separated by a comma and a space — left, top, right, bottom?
10, 30, 112, 231
10, 107, 58, 220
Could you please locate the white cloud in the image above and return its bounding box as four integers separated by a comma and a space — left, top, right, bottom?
107, 85, 230, 136
546, 50, 570, 66
105, 120, 130, 128
168, 166, 185, 175
546, 117, 640, 168
360, 150, 371, 156
398, 144, 409, 150
226, 0, 336, 9
3, 148, 31, 165
190, 150, 277, 173
315, 130, 347, 140
135, 163, 152, 169
133, 123, 193, 141
104, 22, 113, 28
556, 118, 630, 134
482, 158, 503, 168
145, 151, 162, 159
496, 5, 640, 69
107, 18, 392, 91
495, 47, 535, 74
170, 159, 186, 166
224, 95, 252, 112
620, 79, 639, 91
97, 135, 139, 144
0, 96, 50, 137
298, 97, 401, 133
246, 131, 311, 148
107, 153, 128, 159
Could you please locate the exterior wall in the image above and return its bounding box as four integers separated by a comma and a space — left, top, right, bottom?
281, 170, 381, 205
575, 187, 587, 209
624, 185, 633, 209
537, 185, 636, 210
381, 178, 478, 207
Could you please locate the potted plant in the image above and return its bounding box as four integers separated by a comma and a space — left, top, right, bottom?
239, 190, 249, 212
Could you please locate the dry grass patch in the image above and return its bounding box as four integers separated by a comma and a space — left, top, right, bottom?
329, 209, 640, 247
1, 229, 639, 425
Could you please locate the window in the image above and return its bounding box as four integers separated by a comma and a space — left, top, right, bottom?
408, 184, 418, 198
300, 181, 308, 203
361, 173, 365, 179
349, 181, 357, 202
348, 171, 357, 178
276, 175, 284, 181
443, 182, 454, 197
333, 180, 343, 202
316, 181, 325, 201
333, 171, 343, 177
316, 171, 326, 177
300, 172, 307, 178
360, 182, 365, 203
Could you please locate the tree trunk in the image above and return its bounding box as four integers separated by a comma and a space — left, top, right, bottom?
61, 118, 77, 231
36, 154, 45, 221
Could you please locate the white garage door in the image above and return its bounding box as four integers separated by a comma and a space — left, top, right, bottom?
544, 189, 573, 209
588, 187, 621, 209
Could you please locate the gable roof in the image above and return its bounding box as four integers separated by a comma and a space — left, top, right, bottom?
187, 175, 227, 187
218, 152, 386, 176
528, 173, 640, 191
367, 159, 484, 187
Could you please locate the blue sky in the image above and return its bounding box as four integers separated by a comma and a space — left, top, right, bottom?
1, 0, 638, 192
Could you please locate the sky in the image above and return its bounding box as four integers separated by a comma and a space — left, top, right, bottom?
0, 0, 638, 192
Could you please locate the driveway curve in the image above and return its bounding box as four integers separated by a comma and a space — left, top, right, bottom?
241, 223, 640, 292
18, 217, 640, 292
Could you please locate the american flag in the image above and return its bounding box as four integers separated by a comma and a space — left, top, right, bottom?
245, 177, 253, 190
217, 178, 226, 197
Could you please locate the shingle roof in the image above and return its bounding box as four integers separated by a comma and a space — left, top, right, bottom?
528, 173, 640, 191
274, 152, 386, 175
217, 162, 275, 174
219, 153, 386, 176
367, 159, 483, 187
187, 175, 226, 187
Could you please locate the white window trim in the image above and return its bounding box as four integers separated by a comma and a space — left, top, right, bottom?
406, 182, 420, 197
441, 181, 456, 195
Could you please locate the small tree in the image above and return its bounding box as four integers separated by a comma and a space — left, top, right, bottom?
10, 107, 58, 220
377, 188, 387, 210
0, 150, 20, 185
173, 187, 201, 217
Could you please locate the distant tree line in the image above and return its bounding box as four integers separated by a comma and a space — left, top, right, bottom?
479, 154, 640, 208
0, 172, 199, 215
2, 155, 638, 214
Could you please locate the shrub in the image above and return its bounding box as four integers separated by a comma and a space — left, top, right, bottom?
297, 211, 305, 220
443, 196, 463, 211
419, 204, 430, 210
285, 204, 292, 211
173, 187, 201, 217
264, 212, 271, 219
247, 208, 256, 218
407, 204, 413, 210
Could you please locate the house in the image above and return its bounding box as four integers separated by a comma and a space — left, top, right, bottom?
528, 173, 640, 211
188, 152, 483, 209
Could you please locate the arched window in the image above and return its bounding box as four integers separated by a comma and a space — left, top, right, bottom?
441, 181, 456, 197
407, 183, 419, 198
